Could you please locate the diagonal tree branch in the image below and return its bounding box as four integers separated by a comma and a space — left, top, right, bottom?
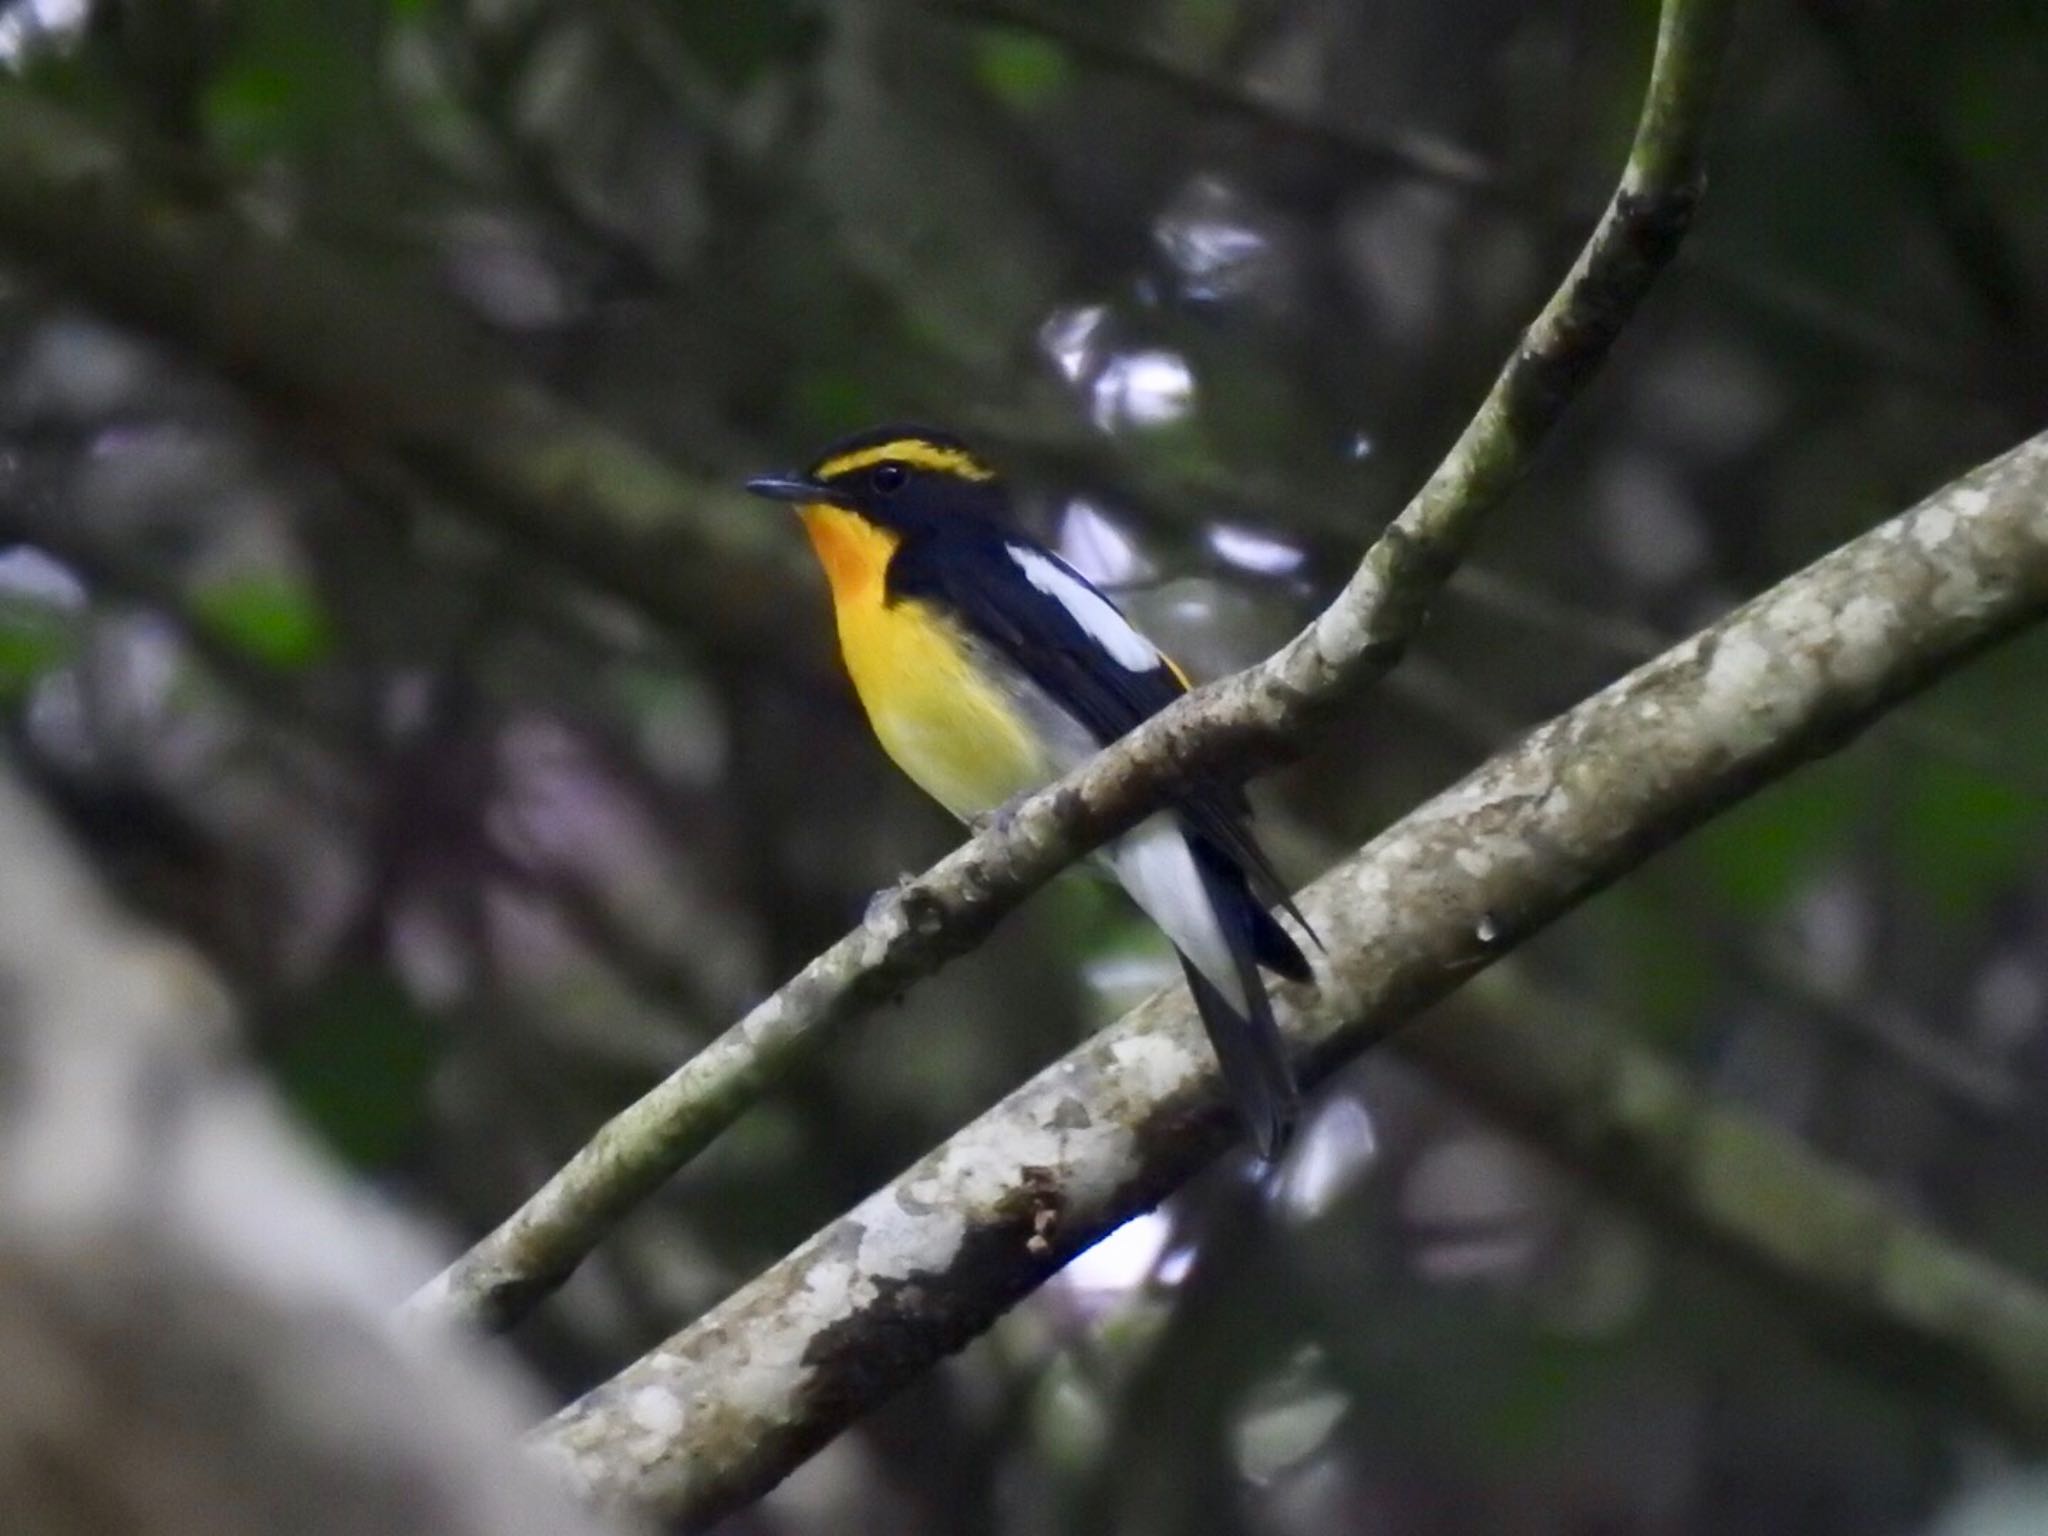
406, 0, 1739, 1334
530, 430, 2048, 1529
923, 0, 1513, 201
936, 0, 1999, 404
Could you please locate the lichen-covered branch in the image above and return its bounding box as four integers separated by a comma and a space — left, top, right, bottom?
529, 431, 2048, 1529
0, 86, 803, 657
407, 0, 1738, 1334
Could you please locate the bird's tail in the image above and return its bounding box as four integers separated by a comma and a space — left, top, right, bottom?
1108, 814, 1305, 1159
1180, 955, 1298, 1160
1184, 844, 1301, 1158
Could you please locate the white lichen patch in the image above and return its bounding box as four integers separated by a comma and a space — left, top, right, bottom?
1696, 627, 1794, 753
938, 1115, 1095, 1206
1107, 1028, 1201, 1102
1337, 858, 1394, 913
1703, 626, 1769, 700
1941, 486, 1986, 526
855, 1189, 965, 1278
628, 1385, 685, 1439
1828, 594, 1898, 688
1909, 500, 1958, 550
795, 1248, 864, 1319
1454, 847, 1493, 879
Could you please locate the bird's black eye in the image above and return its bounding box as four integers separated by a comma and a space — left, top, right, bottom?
870, 462, 908, 496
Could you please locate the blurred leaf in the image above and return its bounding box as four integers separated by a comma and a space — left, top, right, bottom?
1933, 1472, 2048, 1536
1690, 759, 1868, 916
1164, 0, 1240, 62
1895, 754, 2042, 925
203, 64, 300, 160
1586, 894, 1715, 1047
1234, 1379, 1349, 1481
972, 31, 1068, 114
201, 0, 385, 165
272, 971, 443, 1170
0, 597, 77, 698
811, 12, 1063, 375
1031, 1356, 1113, 1475
790, 363, 876, 438
192, 574, 335, 669
1939, 10, 2048, 193
1472, 1335, 1627, 1456
1331, 1286, 1634, 1469
660, 0, 811, 84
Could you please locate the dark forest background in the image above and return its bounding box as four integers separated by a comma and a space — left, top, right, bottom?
2, 1, 2047, 1532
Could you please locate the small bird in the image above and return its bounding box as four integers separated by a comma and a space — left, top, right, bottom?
747, 425, 1312, 1156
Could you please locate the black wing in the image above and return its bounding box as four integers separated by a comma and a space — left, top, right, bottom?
891, 529, 1314, 970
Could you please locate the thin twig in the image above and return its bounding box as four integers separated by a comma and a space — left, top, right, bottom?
935, 0, 1999, 405
408, 0, 1740, 1334
529, 430, 2048, 1526
1798, 0, 2048, 403
922, 0, 1512, 200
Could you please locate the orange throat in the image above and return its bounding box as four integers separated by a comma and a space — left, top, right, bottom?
798, 503, 899, 607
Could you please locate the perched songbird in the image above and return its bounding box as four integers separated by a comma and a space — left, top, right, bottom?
747, 425, 1313, 1156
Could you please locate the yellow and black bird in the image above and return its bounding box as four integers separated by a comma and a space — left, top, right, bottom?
747, 425, 1312, 1156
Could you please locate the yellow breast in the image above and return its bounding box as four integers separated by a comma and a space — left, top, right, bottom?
800, 505, 1050, 822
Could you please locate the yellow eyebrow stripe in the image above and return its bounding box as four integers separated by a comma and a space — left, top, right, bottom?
815, 439, 995, 483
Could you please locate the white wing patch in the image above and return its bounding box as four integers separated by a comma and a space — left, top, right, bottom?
1006, 544, 1163, 673
1108, 815, 1249, 1015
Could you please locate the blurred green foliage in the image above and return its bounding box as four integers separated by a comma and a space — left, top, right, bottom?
272, 970, 444, 1169
192, 575, 336, 670
0, 594, 77, 698
0, 0, 2045, 1530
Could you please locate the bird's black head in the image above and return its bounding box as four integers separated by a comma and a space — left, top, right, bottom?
744, 423, 1010, 533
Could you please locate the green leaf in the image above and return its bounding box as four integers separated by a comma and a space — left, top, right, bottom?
973, 32, 1069, 114
203, 64, 301, 162
662, 0, 811, 84
1473, 1336, 1627, 1457
0, 599, 79, 698
1164, 0, 1240, 62
200, 0, 386, 165
1690, 759, 1868, 916
271, 971, 443, 1170
1592, 894, 1717, 1047
191, 574, 334, 669
790, 365, 876, 439
1895, 754, 2042, 926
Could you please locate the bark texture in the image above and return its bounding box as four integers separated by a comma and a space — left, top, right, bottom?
528, 431, 2048, 1529
410, 0, 1740, 1333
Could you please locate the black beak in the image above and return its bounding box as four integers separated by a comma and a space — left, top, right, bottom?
745, 473, 843, 506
